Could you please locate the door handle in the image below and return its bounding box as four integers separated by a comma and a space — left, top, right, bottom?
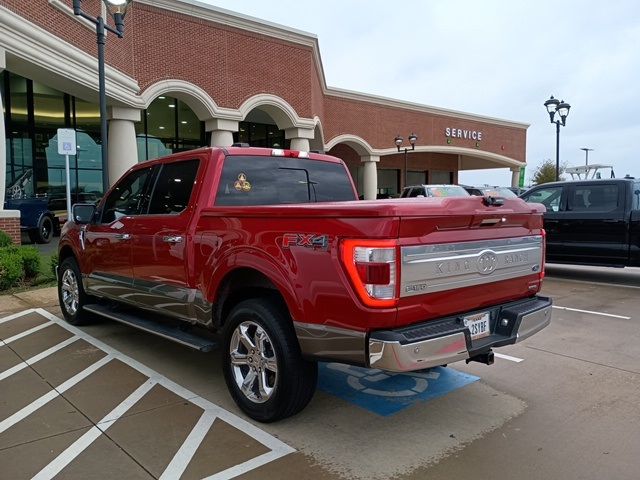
115, 233, 132, 240
163, 235, 184, 244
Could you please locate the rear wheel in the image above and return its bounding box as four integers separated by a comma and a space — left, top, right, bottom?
57, 257, 93, 325
222, 297, 317, 422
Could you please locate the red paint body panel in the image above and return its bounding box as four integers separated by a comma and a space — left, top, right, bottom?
59, 147, 546, 335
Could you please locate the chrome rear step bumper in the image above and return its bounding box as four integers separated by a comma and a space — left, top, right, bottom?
368, 296, 551, 372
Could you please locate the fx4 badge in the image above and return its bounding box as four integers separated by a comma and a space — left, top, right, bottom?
281, 233, 329, 250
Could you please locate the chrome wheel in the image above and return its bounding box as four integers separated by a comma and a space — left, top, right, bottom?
61, 269, 80, 315
229, 320, 278, 404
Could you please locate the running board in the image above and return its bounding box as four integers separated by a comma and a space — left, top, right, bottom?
83, 304, 217, 352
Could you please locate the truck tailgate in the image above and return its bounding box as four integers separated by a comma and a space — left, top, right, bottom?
395, 197, 545, 327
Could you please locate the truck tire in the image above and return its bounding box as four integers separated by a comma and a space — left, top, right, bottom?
30, 215, 53, 244
57, 257, 93, 325
222, 297, 318, 422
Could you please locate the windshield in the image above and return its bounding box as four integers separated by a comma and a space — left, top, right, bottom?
481, 187, 518, 198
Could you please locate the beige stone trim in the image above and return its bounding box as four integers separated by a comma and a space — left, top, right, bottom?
48, 0, 107, 33
0, 5, 140, 106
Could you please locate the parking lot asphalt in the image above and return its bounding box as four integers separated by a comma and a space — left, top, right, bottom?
1, 265, 639, 479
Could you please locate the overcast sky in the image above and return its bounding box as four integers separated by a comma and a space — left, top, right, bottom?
202, 0, 640, 186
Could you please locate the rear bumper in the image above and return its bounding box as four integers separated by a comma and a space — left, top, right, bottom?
368, 296, 552, 372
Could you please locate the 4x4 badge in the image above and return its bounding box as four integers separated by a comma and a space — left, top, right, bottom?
282, 233, 329, 250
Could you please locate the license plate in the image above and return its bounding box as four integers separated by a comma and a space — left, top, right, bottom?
464, 312, 490, 340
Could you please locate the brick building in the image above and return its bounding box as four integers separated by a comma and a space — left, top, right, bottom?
0, 0, 528, 240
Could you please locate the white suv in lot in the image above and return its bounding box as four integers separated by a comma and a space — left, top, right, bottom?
400, 184, 470, 198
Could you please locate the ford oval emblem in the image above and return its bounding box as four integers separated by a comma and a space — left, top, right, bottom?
477, 250, 498, 275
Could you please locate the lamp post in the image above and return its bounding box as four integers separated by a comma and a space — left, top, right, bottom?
73, 0, 133, 194
580, 147, 594, 166
395, 133, 418, 187
543, 95, 571, 182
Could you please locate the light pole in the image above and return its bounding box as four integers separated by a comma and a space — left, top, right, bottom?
543, 95, 571, 182
73, 0, 133, 194
395, 133, 417, 187
580, 147, 594, 166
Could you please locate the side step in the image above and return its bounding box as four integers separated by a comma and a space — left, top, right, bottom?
83, 304, 217, 352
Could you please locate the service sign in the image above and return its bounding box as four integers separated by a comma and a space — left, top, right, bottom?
57, 128, 77, 156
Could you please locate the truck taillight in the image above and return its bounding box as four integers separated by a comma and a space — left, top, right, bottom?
540, 229, 546, 281
341, 239, 399, 308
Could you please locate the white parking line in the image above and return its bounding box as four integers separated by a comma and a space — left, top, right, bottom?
32, 379, 157, 480
0, 308, 37, 325
494, 352, 524, 363
160, 412, 217, 480
3, 321, 54, 344
0, 355, 112, 434
553, 305, 631, 320
0, 336, 79, 382
31, 309, 295, 477
0, 309, 296, 478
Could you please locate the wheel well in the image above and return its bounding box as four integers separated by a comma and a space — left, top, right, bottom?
58, 245, 75, 264
213, 268, 289, 330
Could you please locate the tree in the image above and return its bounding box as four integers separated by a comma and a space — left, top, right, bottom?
532, 159, 564, 185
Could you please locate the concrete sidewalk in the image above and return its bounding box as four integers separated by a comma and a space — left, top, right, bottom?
0, 287, 59, 317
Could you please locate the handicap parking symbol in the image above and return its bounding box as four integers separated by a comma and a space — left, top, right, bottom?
318, 362, 480, 416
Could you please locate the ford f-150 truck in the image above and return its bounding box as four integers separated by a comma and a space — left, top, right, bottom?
57, 146, 551, 422
521, 178, 640, 267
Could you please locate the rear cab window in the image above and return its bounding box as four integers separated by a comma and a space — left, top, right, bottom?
215, 156, 356, 206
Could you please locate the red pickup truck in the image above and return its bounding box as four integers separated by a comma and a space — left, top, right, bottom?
57, 146, 551, 421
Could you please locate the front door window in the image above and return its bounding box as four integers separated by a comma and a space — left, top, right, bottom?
101, 167, 154, 223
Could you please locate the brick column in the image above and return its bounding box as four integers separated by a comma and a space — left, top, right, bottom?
361, 155, 379, 200
107, 107, 141, 186
206, 119, 238, 147
0, 211, 21, 245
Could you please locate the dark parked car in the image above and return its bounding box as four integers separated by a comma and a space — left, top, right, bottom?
4, 169, 58, 243
520, 178, 640, 267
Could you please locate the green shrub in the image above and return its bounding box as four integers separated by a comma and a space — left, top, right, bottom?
0, 248, 23, 290
50, 254, 59, 278
0, 230, 12, 248
19, 247, 40, 279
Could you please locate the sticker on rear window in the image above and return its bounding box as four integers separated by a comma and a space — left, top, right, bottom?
234, 172, 252, 192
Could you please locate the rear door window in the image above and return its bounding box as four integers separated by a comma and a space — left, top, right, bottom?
215, 156, 356, 206
148, 159, 200, 215
408, 187, 425, 197
569, 184, 619, 212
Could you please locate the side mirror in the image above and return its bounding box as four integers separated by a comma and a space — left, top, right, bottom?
72, 203, 96, 225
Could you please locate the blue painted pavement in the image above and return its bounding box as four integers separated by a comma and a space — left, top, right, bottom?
318, 362, 480, 416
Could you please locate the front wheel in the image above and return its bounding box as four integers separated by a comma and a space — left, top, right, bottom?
222, 298, 317, 422
57, 257, 93, 325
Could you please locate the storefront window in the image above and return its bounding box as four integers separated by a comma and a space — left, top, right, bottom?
2, 71, 104, 205
234, 121, 289, 149
136, 96, 205, 161
378, 169, 400, 198
407, 170, 427, 186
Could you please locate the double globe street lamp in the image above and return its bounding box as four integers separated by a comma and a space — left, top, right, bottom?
543, 95, 571, 182
73, 0, 133, 193
394, 133, 418, 187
